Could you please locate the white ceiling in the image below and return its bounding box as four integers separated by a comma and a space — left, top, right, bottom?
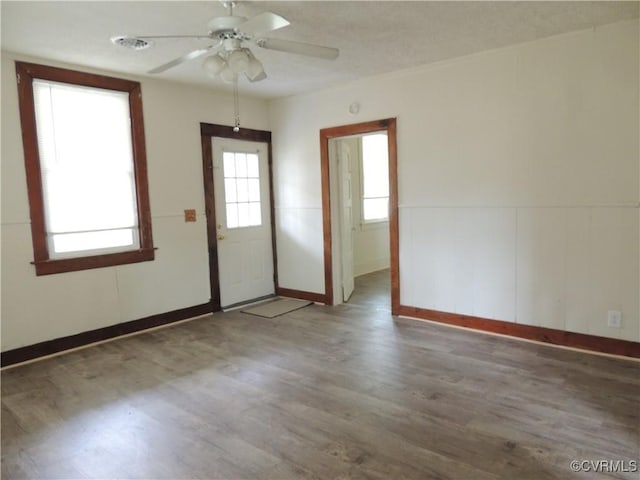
2, 1, 638, 99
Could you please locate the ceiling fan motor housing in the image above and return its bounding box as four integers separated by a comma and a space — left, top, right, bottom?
207, 16, 248, 37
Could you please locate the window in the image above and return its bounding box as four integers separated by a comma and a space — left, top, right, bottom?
16, 62, 154, 275
361, 133, 389, 222
223, 151, 262, 228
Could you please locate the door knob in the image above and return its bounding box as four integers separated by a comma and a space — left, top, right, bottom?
217, 234, 225, 240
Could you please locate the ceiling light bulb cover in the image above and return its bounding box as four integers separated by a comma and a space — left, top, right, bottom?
220, 68, 236, 84
246, 54, 265, 81
227, 49, 250, 74
203, 54, 227, 77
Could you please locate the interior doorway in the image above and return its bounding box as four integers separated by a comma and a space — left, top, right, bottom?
319, 118, 399, 314
329, 133, 391, 306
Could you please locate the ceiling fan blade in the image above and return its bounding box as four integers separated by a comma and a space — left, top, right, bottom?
137, 35, 213, 40
256, 38, 339, 60
148, 43, 219, 74
239, 12, 290, 36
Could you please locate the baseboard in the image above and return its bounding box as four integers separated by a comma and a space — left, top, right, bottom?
276, 287, 327, 305
397, 305, 640, 358
1, 302, 214, 367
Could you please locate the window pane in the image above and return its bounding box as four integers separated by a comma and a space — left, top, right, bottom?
237, 203, 250, 227
224, 178, 237, 203
235, 153, 247, 177
223, 150, 263, 230
363, 198, 389, 221
34, 81, 134, 173
246, 153, 259, 178
44, 170, 136, 234
236, 178, 249, 202
52, 228, 135, 254
33, 79, 140, 254
248, 202, 262, 226
226, 203, 238, 229
248, 178, 260, 202
223, 152, 236, 177
362, 133, 389, 198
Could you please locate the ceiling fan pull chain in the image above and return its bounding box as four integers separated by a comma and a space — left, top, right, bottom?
233, 74, 241, 132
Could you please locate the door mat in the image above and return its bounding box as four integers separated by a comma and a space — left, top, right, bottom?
242, 298, 312, 318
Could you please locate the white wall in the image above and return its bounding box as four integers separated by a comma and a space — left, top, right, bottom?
270, 19, 639, 342
1, 52, 270, 351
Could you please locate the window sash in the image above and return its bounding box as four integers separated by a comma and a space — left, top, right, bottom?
32, 79, 140, 256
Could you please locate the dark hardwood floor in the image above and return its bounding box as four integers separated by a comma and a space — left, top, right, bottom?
2, 270, 639, 479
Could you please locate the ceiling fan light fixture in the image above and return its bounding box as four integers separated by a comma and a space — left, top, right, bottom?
246, 52, 265, 81
203, 54, 227, 77
227, 49, 250, 74
220, 67, 237, 84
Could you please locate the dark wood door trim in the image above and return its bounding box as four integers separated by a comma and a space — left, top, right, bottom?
319, 118, 399, 311
200, 123, 276, 311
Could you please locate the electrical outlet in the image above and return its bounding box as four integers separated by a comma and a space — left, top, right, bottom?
607, 310, 622, 328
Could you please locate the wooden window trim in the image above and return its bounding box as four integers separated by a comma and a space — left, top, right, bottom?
15, 61, 154, 275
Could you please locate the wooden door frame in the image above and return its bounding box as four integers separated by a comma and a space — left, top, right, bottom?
319, 118, 399, 314
200, 123, 277, 311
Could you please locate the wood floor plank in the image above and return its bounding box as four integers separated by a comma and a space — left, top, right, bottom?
2, 270, 638, 479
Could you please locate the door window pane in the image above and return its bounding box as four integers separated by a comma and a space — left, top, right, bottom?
248, 202, 262, 226
223, 152, 236, 177
248, 178, 260, 202
222, 151, 262, 229
224, 178, 237, 203
247, 153, 259, 178
226, 203, 239, 229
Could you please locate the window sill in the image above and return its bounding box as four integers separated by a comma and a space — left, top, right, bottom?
32, 248, 155, 276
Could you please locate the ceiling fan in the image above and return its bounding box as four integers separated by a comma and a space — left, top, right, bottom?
112, 0, 339, 83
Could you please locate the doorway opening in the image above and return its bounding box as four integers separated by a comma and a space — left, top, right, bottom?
200, 123, 277, 311
329, 133, 391, 308
319, 118, 399, 314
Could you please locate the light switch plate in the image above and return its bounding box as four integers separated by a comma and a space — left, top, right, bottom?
184, 209, 196, 222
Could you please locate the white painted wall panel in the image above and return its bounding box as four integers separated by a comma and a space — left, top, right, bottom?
270, 19, 638, 342
564, 209, 592, 336
398, 207, 414, 307
588, 208, 639, 340
1, 224, 121, 349
115, 215, 210, 322
354, 223, 390, 277
452, 208, 477, 317
274, 207, 325, 294
516, 209, 567, 329
469, 209, 517, 322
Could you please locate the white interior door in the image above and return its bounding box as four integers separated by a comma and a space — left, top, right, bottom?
212, 138, 274, 308
338, 139, 355, 301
